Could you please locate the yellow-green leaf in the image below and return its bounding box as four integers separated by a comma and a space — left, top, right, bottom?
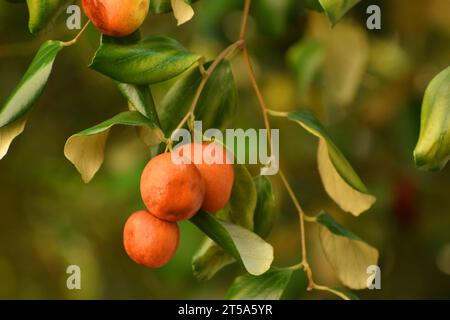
288, 111, 376, 216
316, 211, 379, 290
64, 111, 163, 183
318, 140, 376, 216
191, 211, 274, 276
64, 131, 109, 184
414, 66, 450, 171
0, 117, 27, 160
171, 0, 194, 25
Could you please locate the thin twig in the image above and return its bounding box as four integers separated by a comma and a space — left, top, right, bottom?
169, 40, 243, 143
62, 21, 91, 47
239, 0, 314, 290
312, 283, 351, 300
239, 0, 252, 40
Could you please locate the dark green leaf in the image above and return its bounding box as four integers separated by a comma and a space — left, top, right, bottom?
303, 0, 324, 12
228, 164, 257, 230
316, 211, 360, 240
192, 165, 258, 281
226, 268, 293, 300
318, 0, 361, 25
253, 0, 297, 36
0, 38, 61, 159
190, 211, 273, 276
90, 36, 201, 85
0, 40, 63, 128
253, 176, 277, 238
102, 30, 142, 45
159, 60, 237, 135
117, 83, 160, 126
192, 238, 235, 281
414, 66, 450, 171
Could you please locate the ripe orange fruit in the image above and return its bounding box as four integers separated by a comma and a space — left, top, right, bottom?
123, 211, 179, 268
82, 0, 149, 37
140, 153, 205, 222
176, 143, 235, 213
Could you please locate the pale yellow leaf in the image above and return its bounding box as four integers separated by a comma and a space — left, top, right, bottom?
317, 139, 376, 216
136, 126, 165, 147
0, 117, 27, 160
221, 221, 273, 276
64, 131, 110, 183
171, 0, 194, 26
319, 224, 379, 290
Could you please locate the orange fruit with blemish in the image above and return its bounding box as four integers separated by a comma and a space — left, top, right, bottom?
140, 152, 205, 222
123, 210, 179, 268
82, 0, 149, 37
175, 143, 235, 213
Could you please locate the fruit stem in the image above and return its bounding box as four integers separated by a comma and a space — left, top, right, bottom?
62, 21, 91, 47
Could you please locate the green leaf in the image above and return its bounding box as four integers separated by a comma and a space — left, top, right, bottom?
117, 84, 160, 125
287, 38, 325, 95
414, 66, 450, 171
316, 211, 379, 290
228, 164, 257, 230
253, 0, 296, 36
159, 60, 237, 135
64, 111, 163, 183
190, 211, 274, 276
90, 36, 201, 85
318, 0, 361, 25
226, 268, 293, 300
26, 0, 70, 34
0, 40, 63, 159
288, 111, 376, 216
192, 238, 236, 281
192, 165, 257, 280
253, 176, 277, 239
0, 40, 63, 128
102, 30, 142, 45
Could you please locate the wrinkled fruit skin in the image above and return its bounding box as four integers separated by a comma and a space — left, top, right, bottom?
82, 0, 149, 37
176, 143, 235, 213
123, 211, 179, 268
140, 153, 205, 222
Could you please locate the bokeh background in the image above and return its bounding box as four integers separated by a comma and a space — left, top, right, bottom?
1, 0, 449, 299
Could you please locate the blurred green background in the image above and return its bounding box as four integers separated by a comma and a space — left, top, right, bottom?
1, 0, 450, 299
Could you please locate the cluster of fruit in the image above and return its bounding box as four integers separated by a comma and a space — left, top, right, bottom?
124, 143, 235, 268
